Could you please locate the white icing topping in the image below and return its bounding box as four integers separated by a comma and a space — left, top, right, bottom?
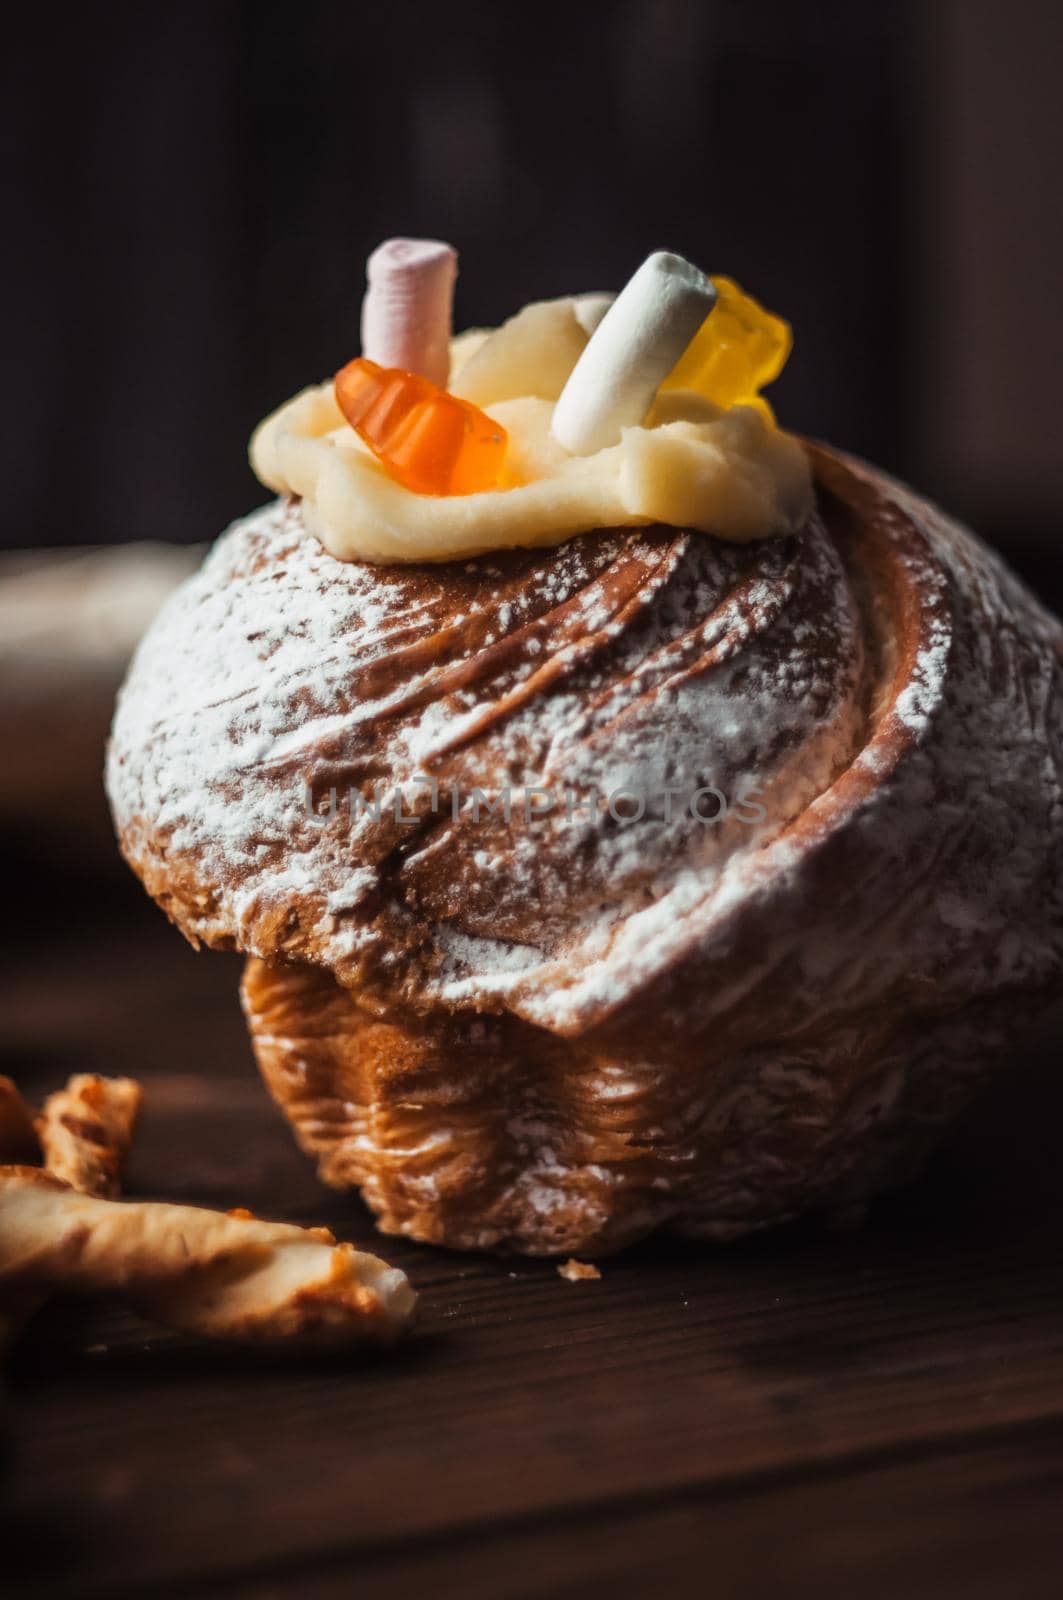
249, 296, 812, 564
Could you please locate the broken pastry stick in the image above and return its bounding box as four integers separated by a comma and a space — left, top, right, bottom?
0, 1077, 38, 1163
0, 1168, 416, 1350
1, 1076, 143, 1367
3, 1075, 414, 1357
36, 1073, 142, 1199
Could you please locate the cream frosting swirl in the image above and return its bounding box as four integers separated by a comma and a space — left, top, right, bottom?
249, 295, 813, 565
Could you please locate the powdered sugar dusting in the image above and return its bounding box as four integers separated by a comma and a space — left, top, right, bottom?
109, 454, 1062, 1059
109, 493, 870, 1026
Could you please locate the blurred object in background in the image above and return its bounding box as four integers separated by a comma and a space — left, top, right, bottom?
0, 547, 199, 854
915, 2, 1063, 554
5, 1, 905, 545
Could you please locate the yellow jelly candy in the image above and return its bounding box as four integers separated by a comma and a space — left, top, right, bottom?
661, 275, 792, 417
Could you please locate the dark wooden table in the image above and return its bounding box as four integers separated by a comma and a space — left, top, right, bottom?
4, 841, 1063, 1600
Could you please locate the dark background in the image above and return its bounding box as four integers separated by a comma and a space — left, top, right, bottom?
5, 0, 1063, 607
6, 10, 1063, 1598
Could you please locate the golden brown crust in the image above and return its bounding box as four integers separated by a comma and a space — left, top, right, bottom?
1, 1080, 141, 1358
110, 447, 1063, 1254
240, 956, 1042, 1256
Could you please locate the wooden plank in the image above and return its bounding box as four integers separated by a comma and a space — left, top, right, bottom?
214, 1434, 1063, 1600
3, 901, 1063, 1598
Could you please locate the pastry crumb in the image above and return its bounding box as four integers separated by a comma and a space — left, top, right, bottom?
558, 1258, 601, 1283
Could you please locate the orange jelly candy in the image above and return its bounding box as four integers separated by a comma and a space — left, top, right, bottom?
334, 357, 507, 496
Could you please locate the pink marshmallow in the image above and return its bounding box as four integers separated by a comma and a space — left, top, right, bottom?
359, 238, 458, 388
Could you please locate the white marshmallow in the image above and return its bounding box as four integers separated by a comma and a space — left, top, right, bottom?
360, 238, 458, 388
551, 252, 716, 455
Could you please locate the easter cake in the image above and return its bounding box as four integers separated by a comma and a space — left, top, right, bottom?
107, 240, 1063, 1254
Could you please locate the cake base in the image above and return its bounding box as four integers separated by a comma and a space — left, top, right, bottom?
241, 955, 1019, 1256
